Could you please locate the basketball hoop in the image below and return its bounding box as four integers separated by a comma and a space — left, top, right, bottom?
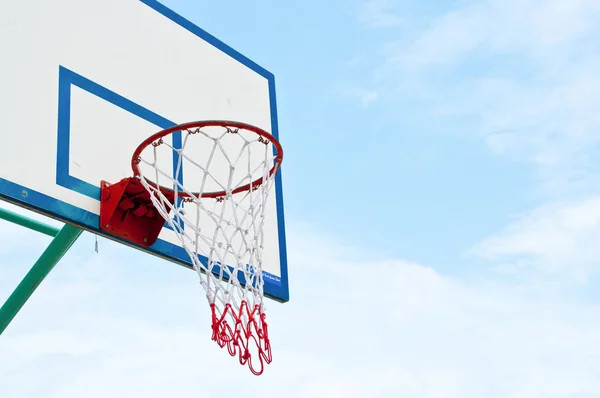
99, 120, 283, 375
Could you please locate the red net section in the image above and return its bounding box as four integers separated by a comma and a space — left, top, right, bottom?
211, 301, 272, 375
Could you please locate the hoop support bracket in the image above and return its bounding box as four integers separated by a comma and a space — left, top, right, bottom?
99, 178, 172, 247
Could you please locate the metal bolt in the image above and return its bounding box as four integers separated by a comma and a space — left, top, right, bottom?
21, 190, 28, 197
143, 237, 148, 243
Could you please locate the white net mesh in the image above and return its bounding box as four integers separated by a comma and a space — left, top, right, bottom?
134, 122, 280, 375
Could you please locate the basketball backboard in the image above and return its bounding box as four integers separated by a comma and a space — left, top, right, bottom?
0, 0, 289, 302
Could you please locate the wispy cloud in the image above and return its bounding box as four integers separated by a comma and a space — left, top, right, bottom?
358, 0, 401, 28
3, 222, 600, 397
471, 195, 600, 281
345, 90, 379, 108
360, 0, 600, 281
356, 0, 600, 195
338, 86, 380, 107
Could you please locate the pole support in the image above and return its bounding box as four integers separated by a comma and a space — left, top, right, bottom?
0, 207, 61, 237
0, 223, 83, 334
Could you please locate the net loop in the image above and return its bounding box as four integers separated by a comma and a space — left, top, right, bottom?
133, 121, 282, 376
210, 301, 272, 375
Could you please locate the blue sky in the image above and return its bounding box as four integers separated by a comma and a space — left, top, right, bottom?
163, 0, 540, 270
4, 0, 600, 396
163, 0, 600, 280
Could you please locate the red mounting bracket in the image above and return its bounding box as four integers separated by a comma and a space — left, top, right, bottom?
99, 178, 173, 247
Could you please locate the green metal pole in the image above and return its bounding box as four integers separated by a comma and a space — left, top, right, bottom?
0, 223, 83, 334
0, 207, 60, 237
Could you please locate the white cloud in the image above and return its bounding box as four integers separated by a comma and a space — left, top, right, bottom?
471, 195, 600, 281
2, 222, 600, 397
389, 0, 600, 67
364, 0, 600, 284
360, 90, 379, 106
359, 0, 401, 28
338, 86, 380, 107
359, 0, 600, 195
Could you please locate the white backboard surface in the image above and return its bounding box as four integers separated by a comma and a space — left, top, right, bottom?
0, 0, 289, 301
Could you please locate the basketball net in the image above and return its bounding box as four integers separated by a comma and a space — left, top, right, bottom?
135, 123, 280, 375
